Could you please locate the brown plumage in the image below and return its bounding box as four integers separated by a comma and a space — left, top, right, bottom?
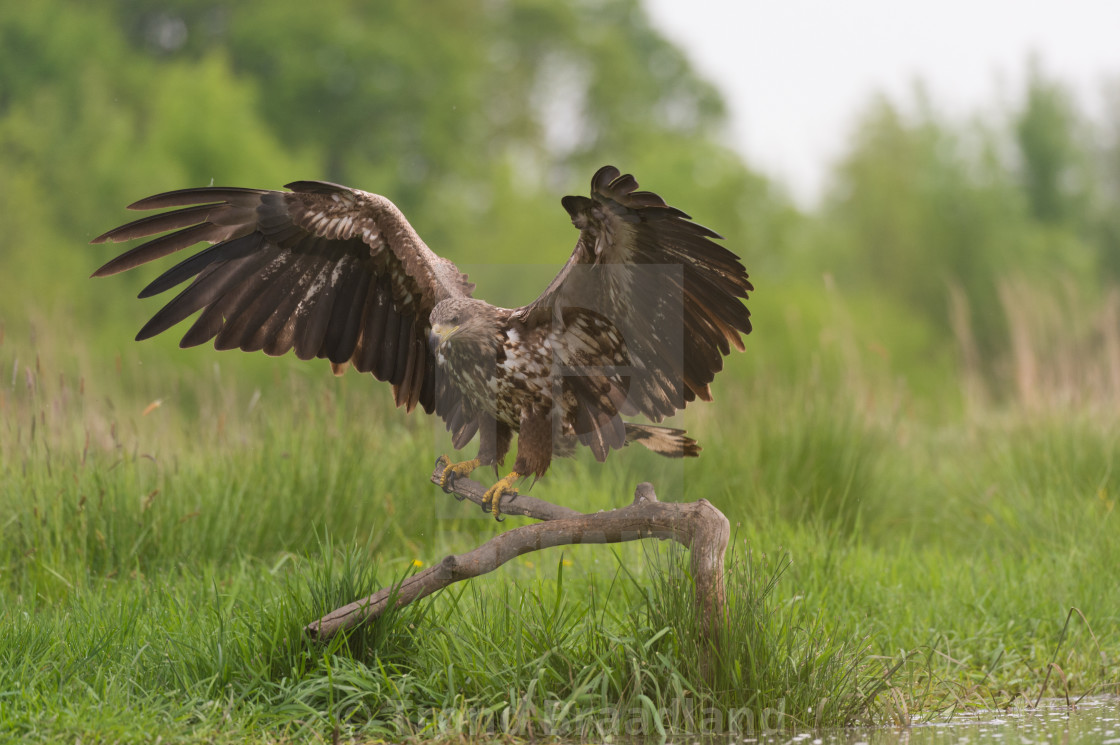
92, 166, 753, 514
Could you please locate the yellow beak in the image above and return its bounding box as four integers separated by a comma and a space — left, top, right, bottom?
428, 322, 459, 351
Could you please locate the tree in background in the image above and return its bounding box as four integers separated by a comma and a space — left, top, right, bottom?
104, 0, 786, 272
3, 0, 1120, 406
1015, 57, 1086, 228
0, 0, 781, 321
1091, 78, 1120, 280
0, 2, 316, 326
816, 64, 1113, 403
821, 91, 1023, 364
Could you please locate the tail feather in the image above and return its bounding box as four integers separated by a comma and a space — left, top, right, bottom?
624, 424, 700, 458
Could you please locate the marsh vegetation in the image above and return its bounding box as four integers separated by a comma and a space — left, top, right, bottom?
2, 1, 1119, 741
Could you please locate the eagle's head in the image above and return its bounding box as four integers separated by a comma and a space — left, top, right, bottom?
428, 297, 502, 360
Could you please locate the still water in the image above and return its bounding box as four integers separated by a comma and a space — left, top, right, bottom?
732, 696, 1120, 745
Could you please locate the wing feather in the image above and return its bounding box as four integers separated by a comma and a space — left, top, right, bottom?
392, 315, 415, 384
318, 257, 369, 364
356, 279, 392, 374
138, 233, 264, 298
253, 259, 319, 356
92, 180, 474, 416
517, 166, 752, 431
218, 253, 309, 353
393, 334, 423, 410
94, 223, 230, 276
376, 304, 403, 382
123, 187, 269, 211
180, 301, 227, 349
293, 261, 341, 360
137, 247, 276, 341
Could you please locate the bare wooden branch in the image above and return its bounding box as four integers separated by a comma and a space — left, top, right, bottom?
305, 465, 730, 643
429, 459, 585, 521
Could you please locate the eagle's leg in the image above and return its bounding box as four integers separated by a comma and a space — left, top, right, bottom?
479, 408, 549, 519
438, 415, 512, 498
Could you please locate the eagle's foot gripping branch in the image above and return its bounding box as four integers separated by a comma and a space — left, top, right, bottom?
482, 471, 521, 520
437, 456, 480, 497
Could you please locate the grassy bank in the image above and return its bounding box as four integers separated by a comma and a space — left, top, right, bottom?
2, 312, 1118, 743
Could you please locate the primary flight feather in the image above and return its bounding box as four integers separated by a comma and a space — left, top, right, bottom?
92, 166, 753, 516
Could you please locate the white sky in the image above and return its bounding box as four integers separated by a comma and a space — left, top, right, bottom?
644, 0, 1120, 205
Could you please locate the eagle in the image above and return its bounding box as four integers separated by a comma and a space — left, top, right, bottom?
92, 166, 753, 517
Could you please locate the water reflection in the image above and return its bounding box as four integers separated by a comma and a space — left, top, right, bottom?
672, 696, 1119, 745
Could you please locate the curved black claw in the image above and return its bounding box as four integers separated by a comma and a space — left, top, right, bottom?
479, 497, 507, 521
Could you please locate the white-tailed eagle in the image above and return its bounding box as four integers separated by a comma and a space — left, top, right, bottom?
92, 166, 753, 517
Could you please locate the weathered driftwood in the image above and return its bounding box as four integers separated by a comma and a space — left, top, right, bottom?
305, 463, 730, 642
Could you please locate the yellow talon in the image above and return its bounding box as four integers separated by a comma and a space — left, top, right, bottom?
439, 456, 480, 492
483, 471, 521, 519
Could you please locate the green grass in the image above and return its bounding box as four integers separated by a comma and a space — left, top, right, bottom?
2, 317, 1118, 742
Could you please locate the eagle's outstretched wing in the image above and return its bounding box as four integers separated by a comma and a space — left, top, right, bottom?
91, 180, 474, 415
514, 165, 752, 436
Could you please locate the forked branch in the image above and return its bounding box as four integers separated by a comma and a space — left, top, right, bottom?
305, 465, 730, 642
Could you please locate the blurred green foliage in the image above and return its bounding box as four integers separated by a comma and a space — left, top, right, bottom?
2, 0, 1118, 406
1, 0, 788, 357
817, 74, 1109, 370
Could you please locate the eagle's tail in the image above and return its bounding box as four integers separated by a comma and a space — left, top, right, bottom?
624, 424, 700, 458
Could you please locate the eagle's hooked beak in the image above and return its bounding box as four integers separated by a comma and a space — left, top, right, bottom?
428, 322, 459, 353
